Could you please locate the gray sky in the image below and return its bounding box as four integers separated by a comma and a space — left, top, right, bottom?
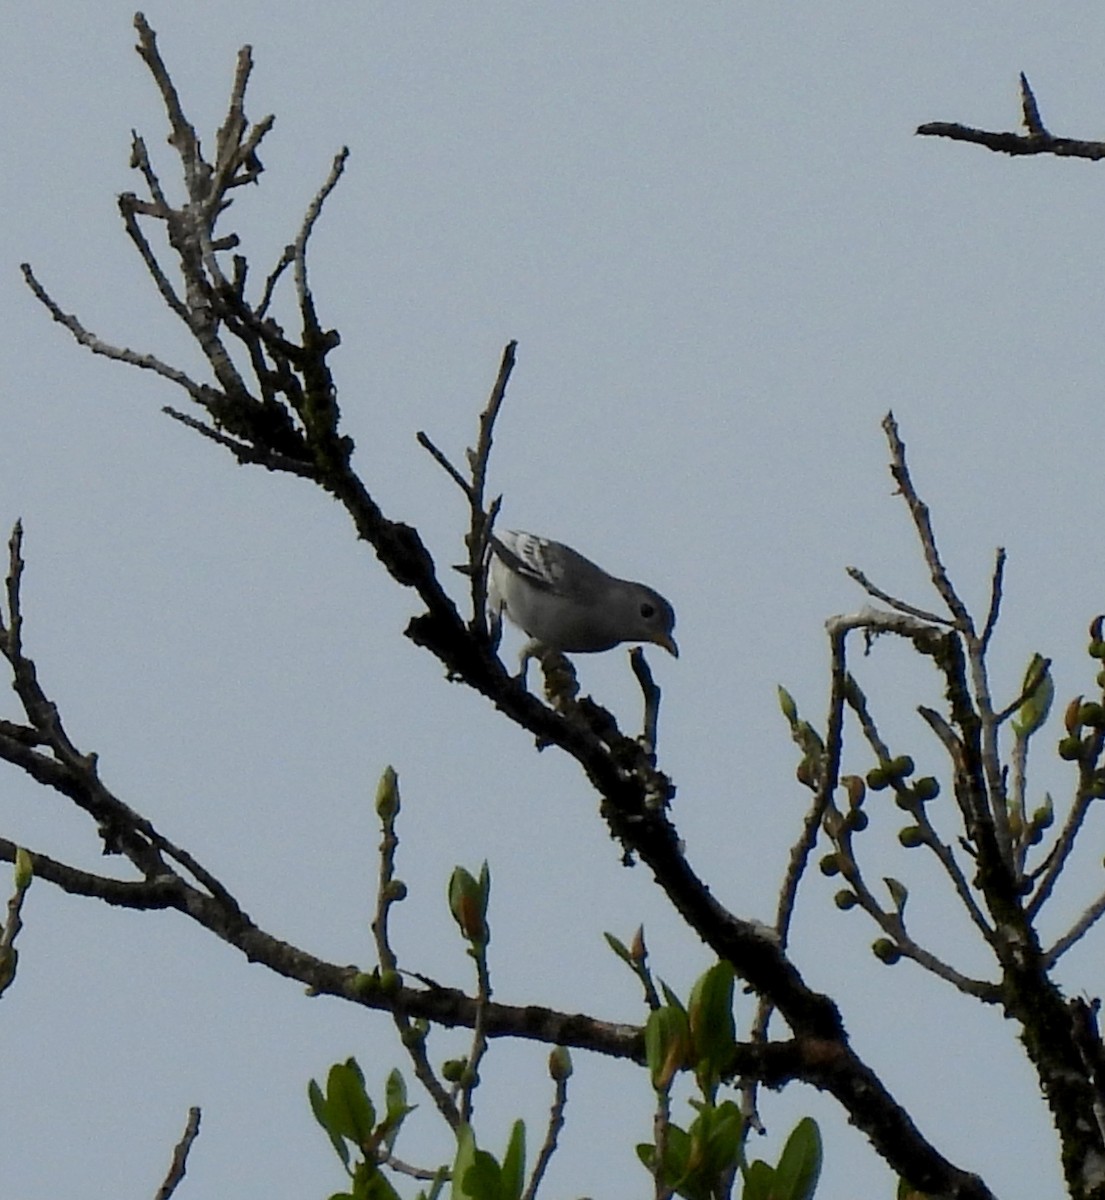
3, 4, 1104, 1197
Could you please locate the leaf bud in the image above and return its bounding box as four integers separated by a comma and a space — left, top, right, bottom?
375, 766, 400, 819
548, 1046, 573, 1081
13, 847, 33, 891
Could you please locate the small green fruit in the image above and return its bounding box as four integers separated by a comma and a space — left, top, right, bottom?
866, 767, 889, 791
872, 938, 901, 965
1059, 735, 1084, 761
889, 755, 915, 779
819, 853, 841, 877
834, 890, 858, 910
913, 776, 940, 802
442, 1059, 467, 1083
898, 826, 924, 849
351, 971, 379, 997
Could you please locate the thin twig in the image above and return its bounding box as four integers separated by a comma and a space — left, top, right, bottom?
161, 407, 317, 478
630, 647, 662, 755
881, 413, 973, 633
1028, 735, 1105, 921
20, 264, 210, 403
417, 432, 473, 498
378, 1152, 444, 1182
258, 244, 295, 319
370, 771, 461, 1130
849, 685, 995, 945
1046, 883, 1105, 967
293, 147, 350, 335
978, 548, 1007, 657
465, 342, 517, 634
845, 567, 954, 627
1019, 72, 1048, 136
153, 1107, 201, 1200
521, 1058, 570, 1200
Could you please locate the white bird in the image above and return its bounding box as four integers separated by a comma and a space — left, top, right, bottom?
487, 530, 678, 674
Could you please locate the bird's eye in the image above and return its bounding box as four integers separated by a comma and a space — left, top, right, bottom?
640, 602, 656, 619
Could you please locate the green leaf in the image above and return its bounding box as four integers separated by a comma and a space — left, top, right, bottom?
773, 1117, 822, 1200
309, 1077, 351, 1167
500, 1120, 526, 1200
742, 1159, 775, 1200
360, 1170, 403, 1200
1012, 653, 1054, 738
688, 962, 735, 1094
327, 1060, 376, 1145
645, 1005, 691, 1091
603, 931, 633, 966
654, 1123, 691, 1191
382, 1068, 415, 1151
778, 685, 798, 724
659, 980, 686, 1012
451, 1124, 476, 1199
460, 1150, 503, 1200
697, 1099, 744, 1176
451, 1124, 505, 1200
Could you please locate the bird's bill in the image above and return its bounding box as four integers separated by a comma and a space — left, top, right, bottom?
653, 633, 679, 658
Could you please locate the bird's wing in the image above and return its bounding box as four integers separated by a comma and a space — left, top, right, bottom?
490, 531, 609, 603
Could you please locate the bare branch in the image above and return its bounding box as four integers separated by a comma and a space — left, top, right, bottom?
20, 264, 210, 403
1046, 889, 1105, 968
161, 406, 318, 478
522, 1055, 571, 1200
630, 647, 662, 755
153, 1107, 201, 1200
292, 147, 350, 338
845, 566, 953, 627
979, 547, 1007, 657
917, 73, 1105, 160
417, 431, 474, 498
370, 769, 460, 1130
881, 413, 973, 633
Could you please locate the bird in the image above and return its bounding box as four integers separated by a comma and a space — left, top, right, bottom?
487, 529, 678, 676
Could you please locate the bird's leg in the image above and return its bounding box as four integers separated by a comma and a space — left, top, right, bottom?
517, 638, 541, 683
